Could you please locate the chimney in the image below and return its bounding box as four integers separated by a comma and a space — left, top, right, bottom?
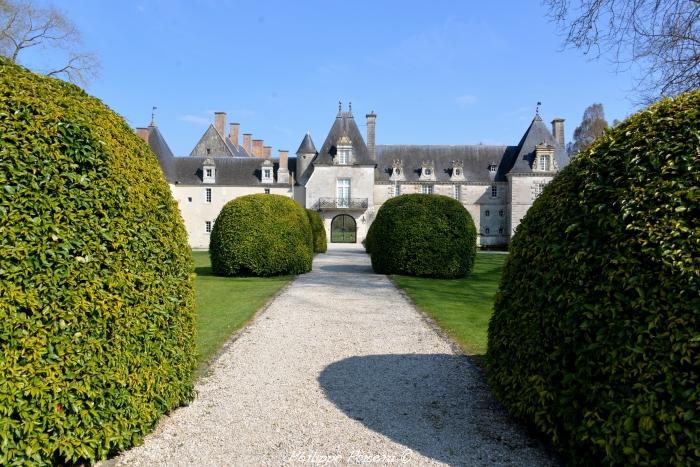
277, 149, 289, 184
135, 127, 149, 143
551, 118, 565, 147
214, 112, 226, 137
243, 133, 252, 155
263, 146, 272, 157
366, 111, 377, 160
253, 139, 264, 157
229, 122, 240, 148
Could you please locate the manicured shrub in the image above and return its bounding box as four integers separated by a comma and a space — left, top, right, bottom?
210, 194, 313, 276
306, 209, 328, 253
0, 59, 196, 465
367, 194, 477, 278
487, 90, 700, 466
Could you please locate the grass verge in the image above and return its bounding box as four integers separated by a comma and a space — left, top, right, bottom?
391, 252, 507, 358
193, 251, 292, 372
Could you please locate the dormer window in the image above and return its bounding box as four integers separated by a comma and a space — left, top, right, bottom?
336, 135, 353, 165
534, 142, 555, 172
261, 160, 274, 184
420, 161, 436, 181
488, 163, 497, 173
391, 159, 405, 181
202, 158, 216, 184
451, 161, 465, 181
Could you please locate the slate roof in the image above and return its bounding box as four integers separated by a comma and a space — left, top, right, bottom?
189, 124, 251, 157
171, 157, 294, 186
144, 125, 176, 181
375, 145, 517, 183
296, 133, 317, 155
508, 114, 569, 173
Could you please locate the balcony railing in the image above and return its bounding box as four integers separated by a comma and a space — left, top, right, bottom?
316, 197, 368, 210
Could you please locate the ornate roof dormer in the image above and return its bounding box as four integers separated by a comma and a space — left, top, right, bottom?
390, 159, 405, 181
261, 159, 274, 184
335, 134, 353, 165
202, 157, 216, 184
451, 161, 465, 181
534, 142, 557, 172
420, 160, 436, 181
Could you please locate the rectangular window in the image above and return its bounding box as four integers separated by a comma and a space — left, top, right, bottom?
336, 178, 351, 207
534, 182, 546, 198
205, 188, 212, 203
263, 168, 272, 180
491, 185, 498, 198
489, 164, 497, 173
205, 221, 212, 233
338, 149, 350, 165
264, 188, 270, 194
453, 185, 460, 200
421, 184, 433, 195
539, 156, 550, 171
205, 168, 213, 177
396, 184, 401, 196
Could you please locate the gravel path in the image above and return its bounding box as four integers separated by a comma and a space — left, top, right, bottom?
112, 244, 556, 466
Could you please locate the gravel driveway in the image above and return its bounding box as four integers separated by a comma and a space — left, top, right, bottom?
112, 244, 556, 466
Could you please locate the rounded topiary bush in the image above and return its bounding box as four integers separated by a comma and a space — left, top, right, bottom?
210, 194, 313, 276
367, 194, 477, 278
487, 90, 700, 466
0, 60, 196, 465
306, 209, 328, 253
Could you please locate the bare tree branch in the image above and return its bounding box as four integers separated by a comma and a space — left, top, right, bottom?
544, 0, 700, 102
0, 0, 99, 85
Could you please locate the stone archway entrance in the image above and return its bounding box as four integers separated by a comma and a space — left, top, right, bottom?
330, 214, 357, 243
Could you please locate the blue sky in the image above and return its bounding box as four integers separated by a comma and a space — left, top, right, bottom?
42, 0, 641, 156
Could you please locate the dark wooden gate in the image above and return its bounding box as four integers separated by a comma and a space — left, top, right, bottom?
330, 214, 356, 243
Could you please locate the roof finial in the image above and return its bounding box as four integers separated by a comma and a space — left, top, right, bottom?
338, 100, 342, 114
349, 101, 352, 113
536, 101, 541, 115
150, 106, 157, 126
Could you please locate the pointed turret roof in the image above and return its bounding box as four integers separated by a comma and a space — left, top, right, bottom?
296, 132, 317, 155
314, 111, 372, 166
505, 113, 568, 174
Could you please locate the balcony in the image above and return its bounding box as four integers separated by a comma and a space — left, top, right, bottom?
316, 197, 368, 210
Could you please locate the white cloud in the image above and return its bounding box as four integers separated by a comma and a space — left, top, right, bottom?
179, 114, 210, 125
456, 95, 478, 106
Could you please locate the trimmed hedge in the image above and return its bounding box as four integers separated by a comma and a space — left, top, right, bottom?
487, 90, 700, 466
210, 194, 313, 276
0, 59, 196, 465
366, 194, 477, 278
307, 209, 327, 253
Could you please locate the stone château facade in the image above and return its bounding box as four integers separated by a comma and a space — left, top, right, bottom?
138, 104, 568, 249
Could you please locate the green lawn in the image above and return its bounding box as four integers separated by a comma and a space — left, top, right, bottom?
192, 251, 291, 371
391, 252, 507, 357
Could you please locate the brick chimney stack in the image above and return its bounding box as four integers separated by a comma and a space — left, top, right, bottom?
243, 133, 252, 155
551, 118, 565, 147
277, 149, 289, 184
263, 146, 272, 157
135, 127, 149, 142
253, 139, 263, 157
229, 123, 240, 148
366, 111, 377, 160
214, 112, 226, 137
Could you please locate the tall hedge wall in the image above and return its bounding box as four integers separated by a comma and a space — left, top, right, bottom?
487, 90, 700, 466
0, 60, 196, 465
306, 209, 328, 253
210, 194, 313, 276
367, 194, 477, 278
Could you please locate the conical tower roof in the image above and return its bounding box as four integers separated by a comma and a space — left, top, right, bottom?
296, 133, 317, 155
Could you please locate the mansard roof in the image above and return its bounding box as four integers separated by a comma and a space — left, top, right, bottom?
375, 145, 517, 183
507, 114, 569, 174
170, 157, 295, 186
296, 133, 317, 155
314, 111, 373, 166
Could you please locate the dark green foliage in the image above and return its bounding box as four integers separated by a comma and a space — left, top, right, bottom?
210, 194, 313, 276
487, 90, 700, 466
366, 194, 477, 278
0, 59, 196, 465
306, 209, 327, 253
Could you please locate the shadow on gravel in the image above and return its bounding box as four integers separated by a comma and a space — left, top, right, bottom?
319, 264, 374, 274
319, 354, 551, 466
